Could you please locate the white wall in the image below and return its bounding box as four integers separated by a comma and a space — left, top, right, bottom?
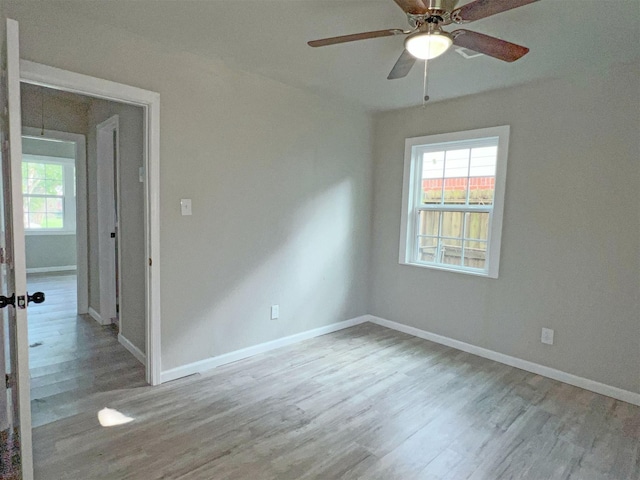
370, 63, 640, 394
5, 2, 373, 372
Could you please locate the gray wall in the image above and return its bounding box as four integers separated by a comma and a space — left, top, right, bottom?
21, 84, 87, 271
21, 82, 88, 135
25, 235, 76, 269
369, 63, 640, 394
8, 2, 373, 372
87, 100, 146, 353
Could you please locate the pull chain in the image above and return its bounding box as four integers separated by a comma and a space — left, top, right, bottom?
422, 58, 430, 108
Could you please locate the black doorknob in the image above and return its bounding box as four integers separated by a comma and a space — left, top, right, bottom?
0, 293, 15, 309
27, 292, 45, 305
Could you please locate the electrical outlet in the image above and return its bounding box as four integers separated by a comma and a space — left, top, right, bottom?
270, 305, 279, 320
541, 328, 554, 345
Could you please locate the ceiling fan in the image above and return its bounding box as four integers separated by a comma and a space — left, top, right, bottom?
308, 0, 539, 80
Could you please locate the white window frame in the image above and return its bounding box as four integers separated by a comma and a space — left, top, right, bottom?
399, 125, 509, 278
22, 153, 76, 235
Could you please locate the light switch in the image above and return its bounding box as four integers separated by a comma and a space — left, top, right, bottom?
180, 199, 192, 216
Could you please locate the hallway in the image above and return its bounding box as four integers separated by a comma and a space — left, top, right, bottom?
27, 273, 146, 428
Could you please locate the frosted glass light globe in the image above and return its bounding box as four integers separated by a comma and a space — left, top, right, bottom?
405, 32, 453, 60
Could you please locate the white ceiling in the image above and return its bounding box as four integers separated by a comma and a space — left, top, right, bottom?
53, 0, 639, 112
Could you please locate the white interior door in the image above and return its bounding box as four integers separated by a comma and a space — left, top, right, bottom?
0, 18, 33, 480
97, 115, 119, 325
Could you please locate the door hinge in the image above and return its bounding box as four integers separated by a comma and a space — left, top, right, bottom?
0, 247, 4, 264
5, 373, 15, 389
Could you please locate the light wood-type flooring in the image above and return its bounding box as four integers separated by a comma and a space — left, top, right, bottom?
27, 276, 640, 479
27, 273, 146, 428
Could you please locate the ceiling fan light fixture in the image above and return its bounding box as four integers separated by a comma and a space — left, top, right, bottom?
404, 30, 453, 60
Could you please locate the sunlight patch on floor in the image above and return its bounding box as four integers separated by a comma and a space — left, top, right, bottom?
98, 408, 134, 427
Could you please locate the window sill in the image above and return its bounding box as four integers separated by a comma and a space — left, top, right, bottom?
25, 230, 77, 236
399, 260, 497, 279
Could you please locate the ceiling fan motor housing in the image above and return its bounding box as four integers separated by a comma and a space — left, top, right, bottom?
406, 0, 455, 27
424, 0, 456, 13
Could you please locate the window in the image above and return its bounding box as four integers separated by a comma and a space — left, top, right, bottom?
399, 126, 509, 278
22, 154, 76, 234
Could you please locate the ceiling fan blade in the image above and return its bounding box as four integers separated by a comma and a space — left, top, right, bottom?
452, 0, 539, 23
392, 0, 429, 15
308, 29, 406, 47
452, 29, 529, 62
388, 49, 417, 80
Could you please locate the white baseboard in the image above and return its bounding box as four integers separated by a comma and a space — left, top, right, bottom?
160, 315, 370, 384
87, 307, 102, 324
118, 333, 146, 366
27, 265, 77, 274
367, 315, 640, 407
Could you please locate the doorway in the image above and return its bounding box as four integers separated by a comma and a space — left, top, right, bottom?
19, 60, 161, 386
21, 127, 88, 315
20, 84, 150, 427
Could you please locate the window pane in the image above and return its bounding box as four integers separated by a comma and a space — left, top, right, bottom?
28, 162, 46, 179
27, 178, 45, 194
463, 240, 487, 269
422, 151, 445, 178
417, 236, 438, 263
45, 179, 64, 195
468, 177, 494, 205
469, 146, 497, 177
443, 177, 468, 204
444, 149, 469, 178
27, 213, 44, 229
46, 213, 63, 228
441, 211, 464, 239
27, 196, 45, 213
441, 238, 462, 266
417, 211, 440, 237
469, 146, 496, 205
464, 212, 490, 244
421, 151, 444, 204
46, 197, 63, 213
45, 163, 63, 180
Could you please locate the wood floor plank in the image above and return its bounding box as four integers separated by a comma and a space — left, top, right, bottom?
27, 273, 145, 430
26, 280, 640, 479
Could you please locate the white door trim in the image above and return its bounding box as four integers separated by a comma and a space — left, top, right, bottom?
22, 127, 88, 314
19, 59, 162, 386
96, 115, 119, 327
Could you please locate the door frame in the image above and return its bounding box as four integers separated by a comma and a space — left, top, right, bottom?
96, 115, 119, 327
21, 127, 89, 314
19, 60, 162, 386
